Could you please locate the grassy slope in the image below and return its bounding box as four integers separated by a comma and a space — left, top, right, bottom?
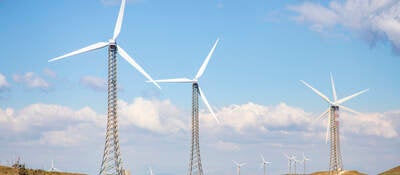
379, 166, 400, 175
0, 165, 86, 175
310, 170, 366, 175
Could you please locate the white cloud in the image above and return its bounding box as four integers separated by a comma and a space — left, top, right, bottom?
0, 99, 397, 148
212, 140, 240, 152
80, 76, 107, 92
289, 0, 400, 53
201, 102, 312, 133
0, 73, 10, 91
119, 97, 187, 134
43, 68, 57, 78
13, 72, 50, 90
200, 102, 398, 139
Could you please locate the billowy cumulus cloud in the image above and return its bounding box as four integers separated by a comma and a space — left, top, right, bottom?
288, 0, 400, 54
13, 72, 50, 90
0, 98, 397, 148
0, 73, 10, 92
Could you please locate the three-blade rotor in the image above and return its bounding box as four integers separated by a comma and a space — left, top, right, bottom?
48, 0, 160, 89
301, 73, 368, 143
150, 38, 220, 124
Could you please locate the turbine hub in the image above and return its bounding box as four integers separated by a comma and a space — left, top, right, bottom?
108, 39, 116, 45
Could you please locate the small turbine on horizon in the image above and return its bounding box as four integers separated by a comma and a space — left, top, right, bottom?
260, 154, 272, 175
48, 160, 61, 172
302, 153, 311, 175
284, 153, 296, 175
233, 160, 246, 175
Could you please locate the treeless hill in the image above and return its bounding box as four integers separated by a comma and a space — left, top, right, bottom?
310, 170, 366, 175
0, 165, 86, 175
379, 165, 400, 175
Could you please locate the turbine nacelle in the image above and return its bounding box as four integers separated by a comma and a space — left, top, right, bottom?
108, 39, 117, 45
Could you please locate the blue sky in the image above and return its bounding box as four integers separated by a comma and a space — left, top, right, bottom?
0, 0, 399, 175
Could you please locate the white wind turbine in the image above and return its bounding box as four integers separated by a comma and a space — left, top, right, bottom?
233, 160, 246, 175
148, 167, 154, 175
301, 73, 368, 172
260, 154, 272, 175
149, 39, 220, 175
284, 153, 295, 174
48, 160, 61, 172
49, 0, 159, 174
302, 153, 311, 175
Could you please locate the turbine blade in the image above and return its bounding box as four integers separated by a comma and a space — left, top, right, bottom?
232, 160, 239, 165
261, 154, 266, 162
48, 42, 109, 62
283, 153, 290, 159
241, 163, 247, 166
312, 108, 330, 125
113, 0, 126, 40
330, 73, 337, 102
117, 46, 161, 89
198, 86, 220, 124
195, 38, 219, 80
146, 78, 194, 83
339, 105, 362, 115
300, 80, 333, 104
336, 89, 369, 104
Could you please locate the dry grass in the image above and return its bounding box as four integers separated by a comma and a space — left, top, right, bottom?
379, 165, 400, 175
310, 170, 366, 175
0, 165, 86, 175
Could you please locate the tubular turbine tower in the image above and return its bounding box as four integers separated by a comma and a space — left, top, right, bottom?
150, 39, 220, 175
301, 73, 368, 174
48, 0, 160, 174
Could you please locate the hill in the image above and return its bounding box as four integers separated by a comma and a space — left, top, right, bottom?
379, 165, 400, 175
0, 165, 86, 175
310, 170, 366, 175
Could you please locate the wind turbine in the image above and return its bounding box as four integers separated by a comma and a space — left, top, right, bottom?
301, 73, 368, 173
48, 160, 61, 172
149, 38, 220, 175
148, 167, 154, 175
283, 153, 295, 175
260, 154, 272, 175
233, 160, 246, 175
293, 156, 299, 175
302, 153, 311, 175
49, 0, 160, 174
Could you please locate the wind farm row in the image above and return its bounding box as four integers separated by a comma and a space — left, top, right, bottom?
46, 0, 371, 175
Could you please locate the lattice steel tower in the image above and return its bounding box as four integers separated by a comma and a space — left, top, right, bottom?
188, 83, 204, 175
99, 44, 123, 175
328, 106, 343, 175
149, 39, 220, 175
48, 0, 161, 174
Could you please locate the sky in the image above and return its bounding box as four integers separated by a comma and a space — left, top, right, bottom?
0, 0, 399, 175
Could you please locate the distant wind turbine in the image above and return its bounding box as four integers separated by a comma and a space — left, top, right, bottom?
48, 160, 61, 172
233, 160, 246, 175
260, 154, 272, 175
283, 153, 295, 174
302, 153, 311, 175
